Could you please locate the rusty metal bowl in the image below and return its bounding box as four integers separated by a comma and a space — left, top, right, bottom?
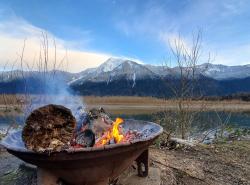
1, 119, 163, 185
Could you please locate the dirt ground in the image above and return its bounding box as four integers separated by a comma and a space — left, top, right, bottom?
150, 141, 250, 185
0, 141, 250, 185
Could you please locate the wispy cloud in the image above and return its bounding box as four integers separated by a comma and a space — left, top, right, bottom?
1, 0, 250, 70
115, 0, 250, 65
0, 14, 111, 72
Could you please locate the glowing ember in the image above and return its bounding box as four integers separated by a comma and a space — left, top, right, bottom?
95, 118, 125, 146
71, 108, 141, 149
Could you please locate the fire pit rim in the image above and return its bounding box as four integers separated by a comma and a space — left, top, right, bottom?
1, 119, 163, 155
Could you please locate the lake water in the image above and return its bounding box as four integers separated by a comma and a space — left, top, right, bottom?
1, 110, 250, 133
111, 111, 250, 131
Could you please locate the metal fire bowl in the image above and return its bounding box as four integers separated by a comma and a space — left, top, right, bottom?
1, 119, 163, 185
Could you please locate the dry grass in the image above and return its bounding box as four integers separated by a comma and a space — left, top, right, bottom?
83, 96, 166, 105
0, 94, 21, 105
84, 96, 250, 112
1, 95, 250, 115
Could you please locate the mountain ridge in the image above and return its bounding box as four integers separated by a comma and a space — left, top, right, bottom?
75, 58, 250, 81
2, 57, 250, 97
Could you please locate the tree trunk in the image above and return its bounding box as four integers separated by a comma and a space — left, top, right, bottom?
22, 104, 76, 152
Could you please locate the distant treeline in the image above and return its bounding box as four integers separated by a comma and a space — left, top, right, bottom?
195, 93, 250, 101
2, 74, 250, 100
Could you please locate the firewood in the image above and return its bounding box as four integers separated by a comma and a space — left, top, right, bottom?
75, 107, 113, 137
75, 129, 95, 147
89, 108, 113, 136
22, 104, 76, 152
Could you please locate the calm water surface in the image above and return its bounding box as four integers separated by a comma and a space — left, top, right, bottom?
1, 110, 250, 131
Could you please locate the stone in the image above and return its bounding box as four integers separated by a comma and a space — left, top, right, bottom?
119, 167, 161, 185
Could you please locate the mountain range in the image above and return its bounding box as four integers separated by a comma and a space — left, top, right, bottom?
1, 57, 250, 97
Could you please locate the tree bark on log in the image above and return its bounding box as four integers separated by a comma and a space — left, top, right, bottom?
22, 104, 76, 152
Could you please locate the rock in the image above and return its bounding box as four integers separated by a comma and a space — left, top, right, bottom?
119, 167, 161, 185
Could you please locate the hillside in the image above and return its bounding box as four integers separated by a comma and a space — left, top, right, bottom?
2, 58, 250, 97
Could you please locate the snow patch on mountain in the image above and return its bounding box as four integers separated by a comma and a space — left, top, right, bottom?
197, 63, 250, 80
96, 57, 125, 73
132, 73, 136, 88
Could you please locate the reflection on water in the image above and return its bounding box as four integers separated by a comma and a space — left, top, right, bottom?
1, 110, 250, 132
111, 111, 250, 131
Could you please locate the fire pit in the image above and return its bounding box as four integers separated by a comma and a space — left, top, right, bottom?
1, 119, 163, 185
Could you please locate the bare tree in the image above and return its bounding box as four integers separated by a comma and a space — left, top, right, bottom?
0, 32, 68, 129
163, 31, 210, 139
215, 111, 232, 139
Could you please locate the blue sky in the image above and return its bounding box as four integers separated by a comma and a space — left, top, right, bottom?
0, 0, 250, 72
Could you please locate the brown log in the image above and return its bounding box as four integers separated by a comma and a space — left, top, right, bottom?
88, 108, 112, 137
22, 104, 76, 152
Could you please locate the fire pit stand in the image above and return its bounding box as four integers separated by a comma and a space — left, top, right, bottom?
1, 119, 163, 185
136, 149, 149, 177
37, 150, 149, 185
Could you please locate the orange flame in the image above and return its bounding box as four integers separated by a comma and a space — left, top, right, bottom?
112, 118, 124, 143
95, 118, 124, 146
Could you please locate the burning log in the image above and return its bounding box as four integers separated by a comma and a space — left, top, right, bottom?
22, 104, 76, 152
75, 129, 95, 147
95, 118, 124, 147
88, 108, 113, 136
75, 107, 113, 137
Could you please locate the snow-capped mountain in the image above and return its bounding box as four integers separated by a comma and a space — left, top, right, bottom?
67, 57, 250, 87
108, 60, 157, 87
2, 58, 250, 85
197, 63, 250, 80
68, 58, 125, 85
0, 70, 75, 83
2, 57, 250, 96
96, 57, 125, 73
67, 58, 250, 96
69, 58, 157, 86
145, 65, 170, 76
145, 62, 250, 80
